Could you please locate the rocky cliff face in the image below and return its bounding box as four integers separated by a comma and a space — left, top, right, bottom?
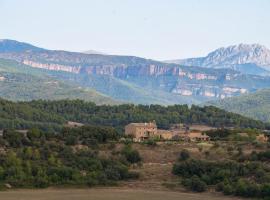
21, 58, 220, 79
19, 59, 252, 99
23, 60, 81, 73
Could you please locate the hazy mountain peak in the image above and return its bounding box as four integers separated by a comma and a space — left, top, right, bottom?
208, 43, 269, 56
82, 50, 106, 55
204, 43, 270, 66
0, 39, 44, 53
167, 43, 270, 75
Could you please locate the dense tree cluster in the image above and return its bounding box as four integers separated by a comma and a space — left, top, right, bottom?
23, 100, 270, 130
0, 99, 268, 132
173, 151, 270, 198
249, 150, 270, 162
0, 98, 64, 131
204, 128, 261, 141
0, 126, 140, 189
59, 126, 118, 146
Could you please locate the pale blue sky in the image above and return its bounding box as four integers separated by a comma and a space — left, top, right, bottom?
0, 0, 269, 60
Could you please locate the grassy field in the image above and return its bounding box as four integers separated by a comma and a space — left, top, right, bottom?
0, 188, 245, 200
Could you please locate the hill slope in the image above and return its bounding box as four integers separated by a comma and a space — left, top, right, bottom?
207, 89, 270, 122
0, 39, 44, 53
0, 59, 117, 104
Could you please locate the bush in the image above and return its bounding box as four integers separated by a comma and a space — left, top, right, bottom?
215, 182, 224, 192
173, 158, 270, 198
182, 176, 207, 192
144, 139, 157, 146
34, 175, 49, 188
179, 149, 190, 161
27, 128, 41, 140
65, 135, 78, 145
126, 171, 140, 179
223, 184, 234, 195
261, 183, 270, 197
121, 145, 141, 164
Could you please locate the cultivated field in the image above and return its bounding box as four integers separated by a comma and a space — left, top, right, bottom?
0, 188, 245, 200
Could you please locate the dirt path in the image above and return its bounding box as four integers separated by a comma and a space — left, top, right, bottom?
0, 188, 245, 200
120, 162, 177, 190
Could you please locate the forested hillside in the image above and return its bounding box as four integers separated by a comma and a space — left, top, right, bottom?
0, 99, 268, 131
208, 89, 270, 122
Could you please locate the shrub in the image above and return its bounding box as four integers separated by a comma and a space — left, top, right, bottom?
121, 145, 142, 164
65, 135, 78, 145
182, 176, 207, 192
27, 128, 41, 140
223, 184, 234, 195
261, 183, 270, 197
179, 149, 190, 161
144, 139, 157, 146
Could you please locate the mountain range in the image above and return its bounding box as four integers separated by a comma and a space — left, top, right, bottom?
0, 39, 270, 107
167, 44, 270, 76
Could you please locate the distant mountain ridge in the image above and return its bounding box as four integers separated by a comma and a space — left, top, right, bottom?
167, 44, 270, 76
0, 39, 44, 53
1, 39, 270, 105
82, 50, 106, 55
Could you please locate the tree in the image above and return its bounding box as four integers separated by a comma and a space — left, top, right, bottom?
27, 128, 41, 140
65, 135, 78, 145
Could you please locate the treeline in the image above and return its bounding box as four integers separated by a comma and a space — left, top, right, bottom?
173, 150, 270, 198
0, 99, 268, 132
59, 126, 119, 146
24, 99, 270, 130
0, 126, 140, 189
0, 98, 65, 131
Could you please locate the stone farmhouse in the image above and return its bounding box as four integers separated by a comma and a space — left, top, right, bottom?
125, 121, 158, 142
125, 122, 210, 142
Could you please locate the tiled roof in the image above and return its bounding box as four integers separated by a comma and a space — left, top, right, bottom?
128, 123, 157, 127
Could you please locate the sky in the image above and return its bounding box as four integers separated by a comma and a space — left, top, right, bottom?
0, 0, 269, 60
